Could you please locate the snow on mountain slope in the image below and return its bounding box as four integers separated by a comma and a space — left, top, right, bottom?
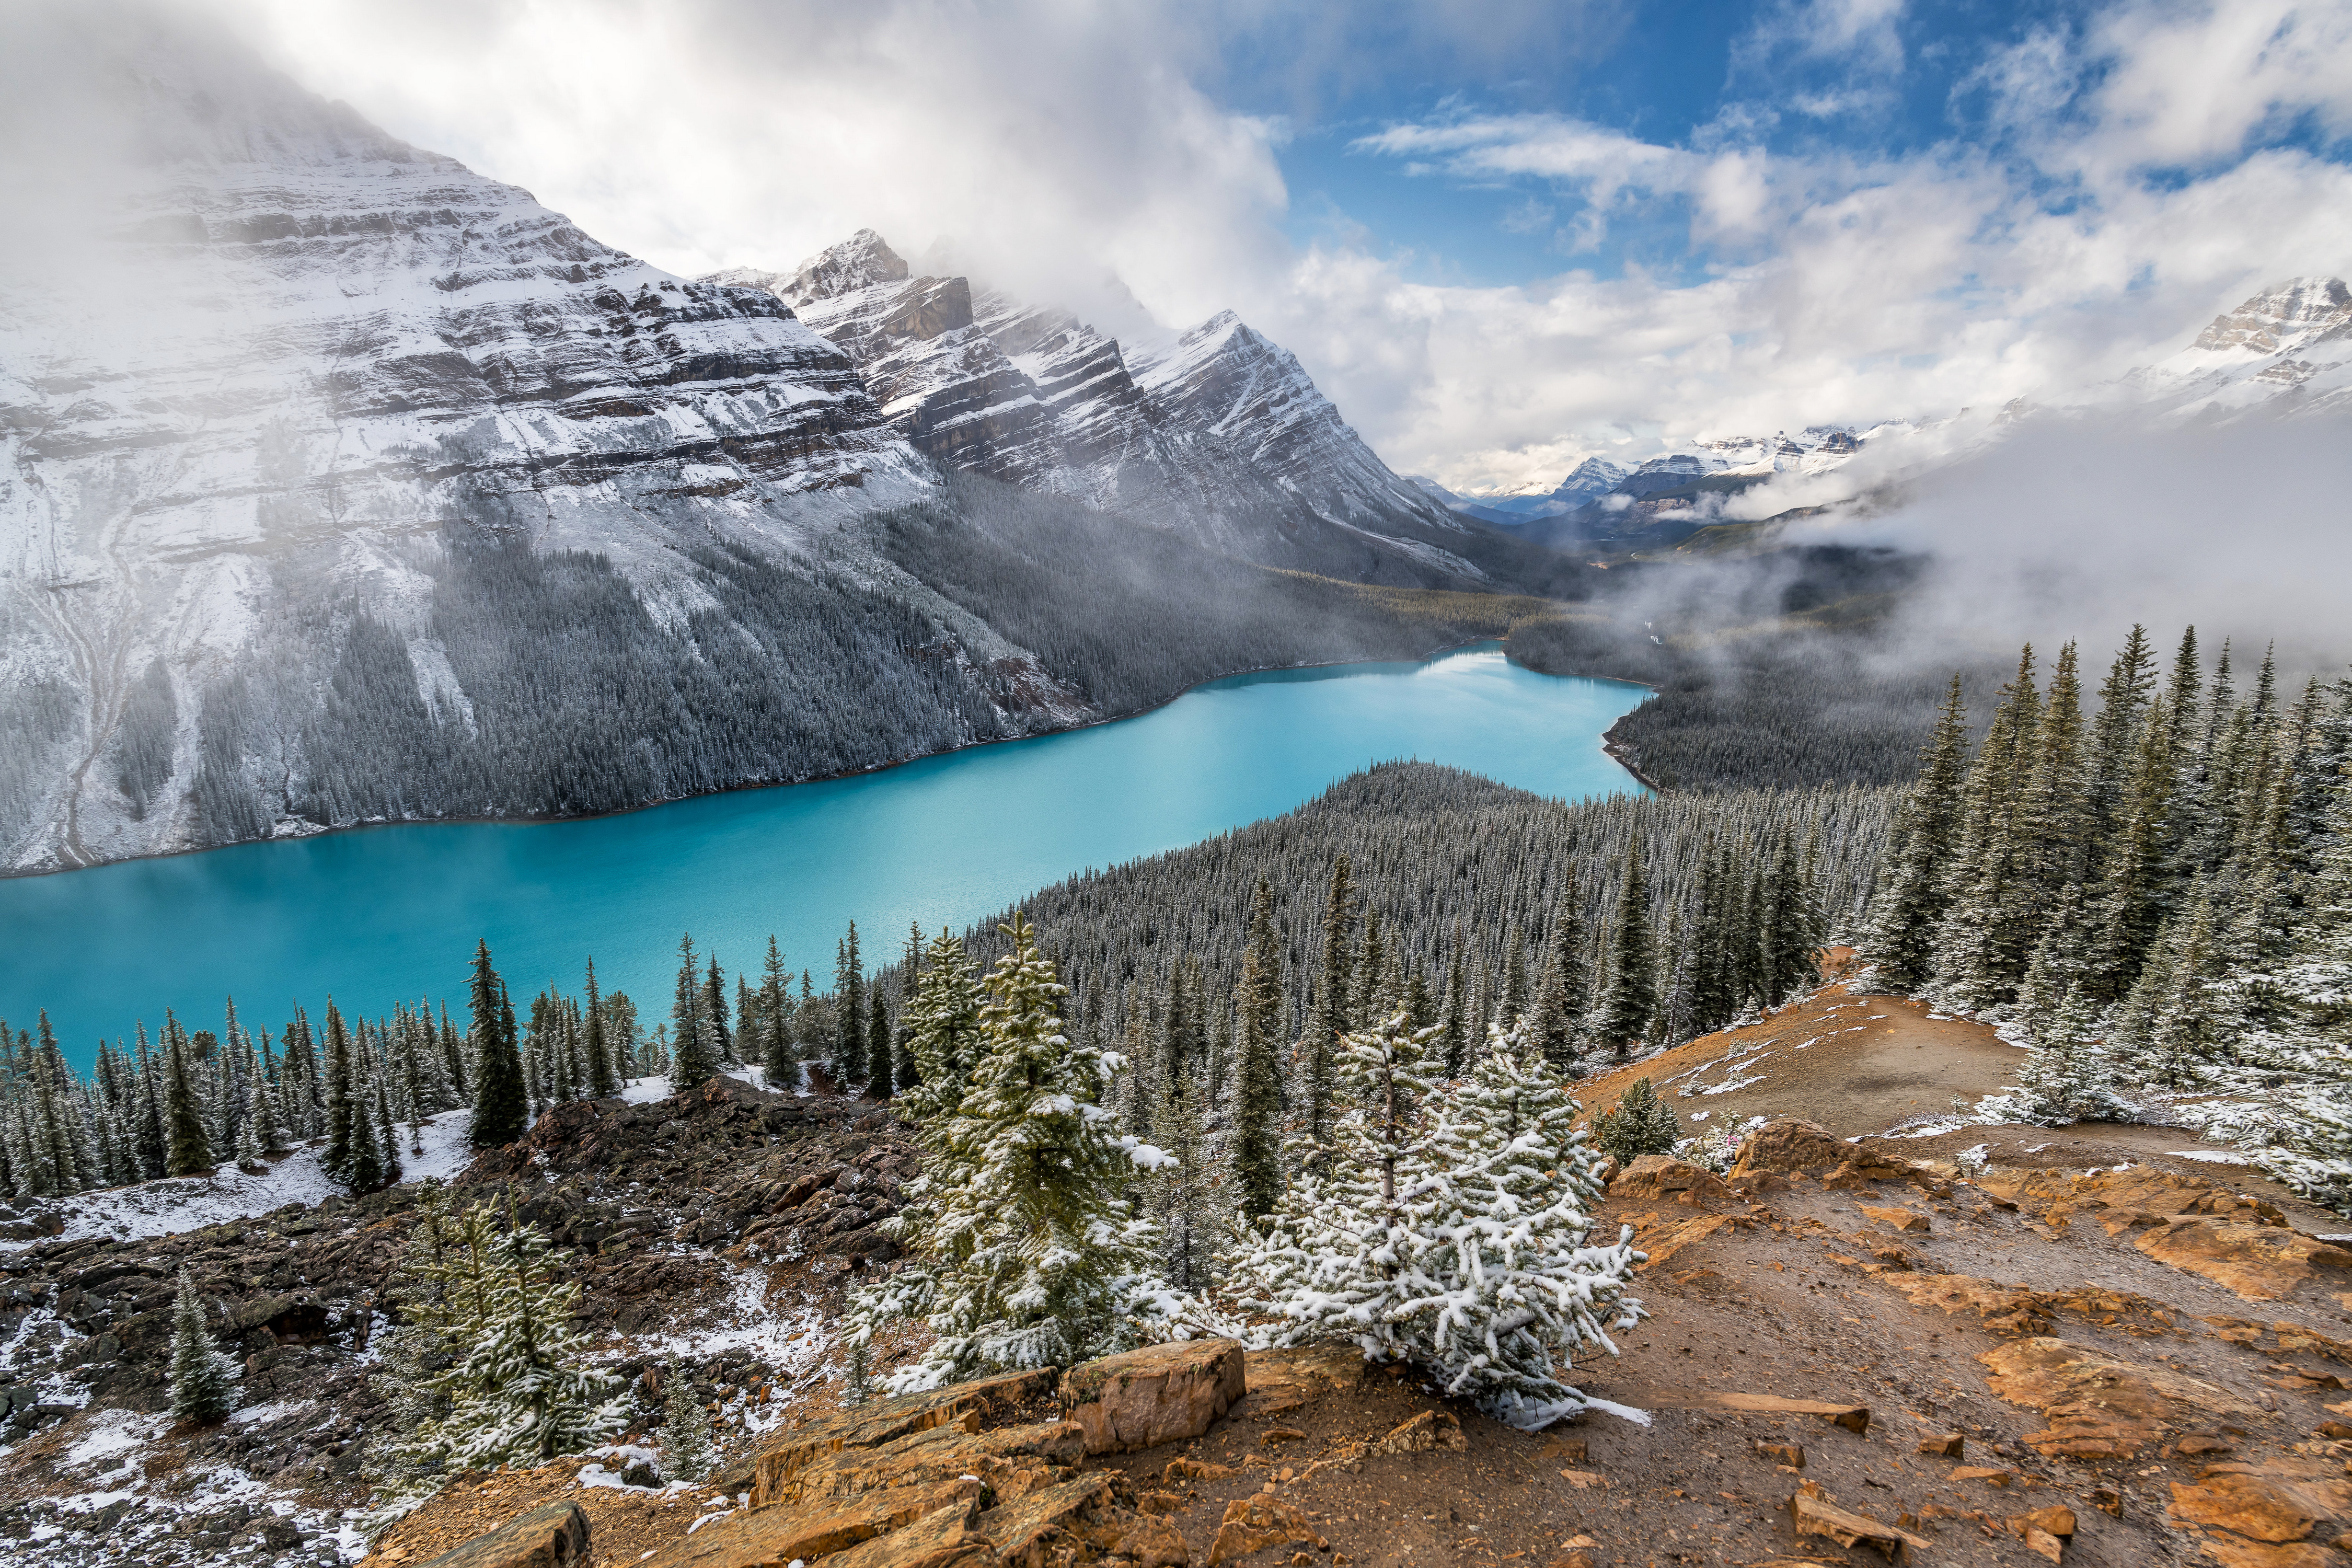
0, 15, 1054, 874
2117, 276, 2352, 418
711, 233, 1480, 577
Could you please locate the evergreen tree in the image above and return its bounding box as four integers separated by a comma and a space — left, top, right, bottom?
1232, 880, 1287, 1219
1439, 947, 1470, 1076
660, 1374, 716, 1482
167, 1268, 239, 1424
468, 943, 527, 1148
1592, 835, 1656, 1056
583, 959, 618, 1099
835, 924, 868, 1087
1307, 855, 1356, 1148
897, 931, 986, 1126
845, 913, 1171, 1389
1525, 899, 1587, 1075
382, 1196, 621, 1471
669, 933, 718, 1091
758, 937, 799, 1092
1760, 833, 1821, 1006
162, 1016, 212, 1177
897, 923, 925, 1092
701, 956, 734, 1066
2011, 987, 2125, 1125
1859, 676, 1970, 989
1593, 1077, 1679, 1164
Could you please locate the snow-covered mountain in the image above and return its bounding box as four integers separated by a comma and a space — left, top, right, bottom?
0, 17, 1070, 873
708, 232, 1481, 577
2105, 276, 2352, 418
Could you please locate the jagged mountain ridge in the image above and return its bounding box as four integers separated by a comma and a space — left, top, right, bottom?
707, 231, 1490, 582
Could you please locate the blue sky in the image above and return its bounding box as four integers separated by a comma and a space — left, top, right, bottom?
220, 0, 2352, 489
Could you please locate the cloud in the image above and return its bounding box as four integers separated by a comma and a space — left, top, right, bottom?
1796, 407, 2352, 670
18, 0, 2352, 507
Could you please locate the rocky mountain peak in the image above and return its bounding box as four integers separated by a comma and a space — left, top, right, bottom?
779, 227, 912, 306
2191, 275, 2352, 353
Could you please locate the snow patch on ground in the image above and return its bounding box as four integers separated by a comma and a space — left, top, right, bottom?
2168, 1149, 2254, 1165
0, 1107, 479, 1252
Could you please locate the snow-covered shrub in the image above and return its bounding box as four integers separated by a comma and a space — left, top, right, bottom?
660, 1374, 715, 1482
1237, 1021, 1641, 1428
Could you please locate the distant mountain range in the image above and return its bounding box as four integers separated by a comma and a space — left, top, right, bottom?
1416, 274, 2350, 554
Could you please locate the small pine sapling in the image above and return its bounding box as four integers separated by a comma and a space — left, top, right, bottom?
167, 1269, 240, 1424
660, 1373, 716, 1482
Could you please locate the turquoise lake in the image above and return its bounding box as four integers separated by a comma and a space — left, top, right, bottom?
3, 643, 1647, 1073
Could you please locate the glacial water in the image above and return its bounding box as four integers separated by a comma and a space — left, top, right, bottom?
3, 643, 1647, 1072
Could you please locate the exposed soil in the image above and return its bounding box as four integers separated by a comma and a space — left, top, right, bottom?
1576, 982, 2032, 1137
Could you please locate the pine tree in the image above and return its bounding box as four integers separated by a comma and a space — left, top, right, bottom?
669, 933, 717, 1092
1859, 676, 1970, 989
701, 956, 734, 1066
162, 1016, 212, 1178
1592, 834, 1656, 1056
1760, 833, 1820, 1006
1594, 1077, 1678, 1164
894, 934, 981, 1132
835, 924, 868, 1087
845, 913, 1171, 1389
660, 1374, 716, 1482
1232, 880, 1287, 1219
1439, 947, 1470, 1076
583, 959, 618, 1100
468, 943, 527, 1148
167, 1268, 239, 1424
2011, 988, 2125, 1125
897, 923, 925, 1092
383, 1195, 621, 1471
1307, 856, 1356, 1148
1401, 1032, 1638, 1422
1525, 898, 1585, 1075
758, 937, 799, 1092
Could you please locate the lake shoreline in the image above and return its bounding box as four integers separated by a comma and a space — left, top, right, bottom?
9, 633, 1655, 883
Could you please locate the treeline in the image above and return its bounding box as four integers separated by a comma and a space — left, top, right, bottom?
0, 959, 659, 1205
953, 763, 1896, 1080
1852, 627, 2352, 1201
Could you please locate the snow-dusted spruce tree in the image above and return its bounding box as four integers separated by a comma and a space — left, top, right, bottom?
2009, 987, 2128, 1125
846, 913, 1179, 1392
2228, 765, 2352, 1206
381, 1193, 621, 1475
1402, 1028, 1640, 1424
168, 1268, 239, 1424
661, 1373, 716, 1482
1239, 1020, 1640, 1426
1235, 1010, 1445, 1369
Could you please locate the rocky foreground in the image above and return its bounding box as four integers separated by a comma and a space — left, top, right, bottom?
13, 1069, 2352, 1568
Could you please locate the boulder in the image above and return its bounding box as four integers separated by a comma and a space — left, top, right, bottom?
647, 1490, 981, 1568
1610, 1156, 1731, 1205
414, 1503, 587, 1568
1062, 1339, 1247, 1454
977, 1475, 1116, 1568
1728, 1121, 1851, 1175
1857, 1204, 1929, 1233
778, 1419, 1088, 1512
1207, 1494, 1323, 1565
822, 1501, 996, 1568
